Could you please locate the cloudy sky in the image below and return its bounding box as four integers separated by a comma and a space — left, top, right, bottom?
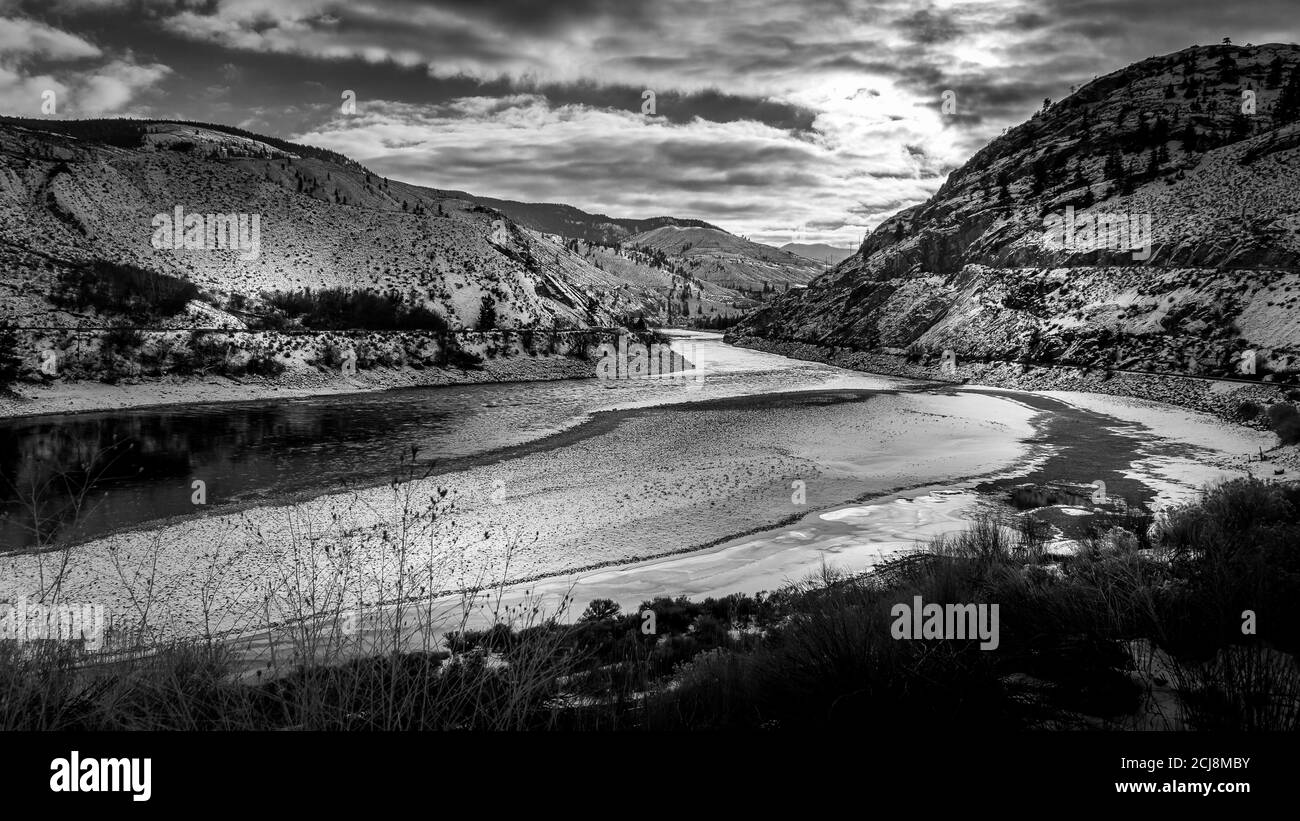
2, 0, 1298, 246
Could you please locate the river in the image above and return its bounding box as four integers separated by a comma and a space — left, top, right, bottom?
0, 332, 1259, 648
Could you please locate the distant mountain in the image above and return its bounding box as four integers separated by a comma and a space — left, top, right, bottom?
780, 242, 855, 265
625, 225, 824, 293
451, 195, 825, 297
0, 117, 716, 334
734, 43, 1300, 380
441, 193, 720, 246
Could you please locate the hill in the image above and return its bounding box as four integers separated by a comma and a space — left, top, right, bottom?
450, 195, 827, 320
0, 117, 734, 338
440, 193, 721, 246
781, 242, 855, 265
732, 43, 1300, 383
625, 225, 824, 294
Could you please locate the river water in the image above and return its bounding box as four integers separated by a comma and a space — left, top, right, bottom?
1, 332, 1253, 646
0, 333, 911, 551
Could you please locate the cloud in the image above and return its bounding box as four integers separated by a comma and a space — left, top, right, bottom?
0, 13, 169, 114
294, 92, 943, 246
0, 65, 68, 114
78, 58, 172, 112
0, 15, 101, 60
5, 0, 1299, 246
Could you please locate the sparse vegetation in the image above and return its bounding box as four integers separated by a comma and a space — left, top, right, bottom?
0, 322, 21, 387
2, 478, 1294, 731
260, 288, 449, 332
1267, 402, 1300, 445
52, 261, 200, 321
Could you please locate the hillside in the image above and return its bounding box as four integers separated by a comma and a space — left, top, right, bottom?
732, 43, 1300, 383
451, 194, 826, 322
440, 193, 720, 246
781, 242, 855, 265
0, 118, 669, 335
625, 225, 824, 294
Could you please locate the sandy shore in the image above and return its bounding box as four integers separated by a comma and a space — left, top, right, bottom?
0, 388, 1039, 641
229, 488, 991, 669
0, 353, 596, 420
229, 385, 1285, 668
3, 336, 1284, 662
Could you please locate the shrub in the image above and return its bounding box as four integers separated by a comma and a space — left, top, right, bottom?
579, 599, 621, 622
478, 294, 498, 331
185, 333, 232, 375
243, 351, 286, 377
1154, 478, 1300, 655
435, 339, 483, 370
101, 324, 144, 355
0, 322, 21, 386
1266, 402, 1300, 445
311, 340, 349, 371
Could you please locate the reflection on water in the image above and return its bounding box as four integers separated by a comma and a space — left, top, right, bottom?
0, 334, 863, 551
0, 387, 565, 551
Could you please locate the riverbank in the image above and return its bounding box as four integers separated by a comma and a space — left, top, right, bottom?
3, 335, 1288, 663
726, 334, 1295, 425
731, 333, 1299, 475
0, 352, 597, 420
0, 387, 1041, 641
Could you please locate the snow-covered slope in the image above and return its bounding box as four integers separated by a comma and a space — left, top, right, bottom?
626, 225, 824, 292
0, 118, 676, 332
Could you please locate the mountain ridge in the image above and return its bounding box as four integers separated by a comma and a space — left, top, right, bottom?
732, 42, 1300, 383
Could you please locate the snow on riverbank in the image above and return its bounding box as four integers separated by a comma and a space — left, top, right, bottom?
1034, 389, 1288, 507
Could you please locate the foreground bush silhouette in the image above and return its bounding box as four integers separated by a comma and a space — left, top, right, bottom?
1267, 402, 1300, 445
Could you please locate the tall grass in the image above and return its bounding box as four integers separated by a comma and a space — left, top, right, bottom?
1, 475, 1296, 731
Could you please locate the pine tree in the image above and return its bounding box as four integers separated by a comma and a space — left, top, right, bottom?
1277, 67, 1300, 124
1267, 56, 1285, 87
1230, 113, 1250, 141
1151, 116, 1169, 145
0, 321, 21, 386
1030, 158, 1049, 195
1218, 48, 1238, 83
1104, 147, 1125, 180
